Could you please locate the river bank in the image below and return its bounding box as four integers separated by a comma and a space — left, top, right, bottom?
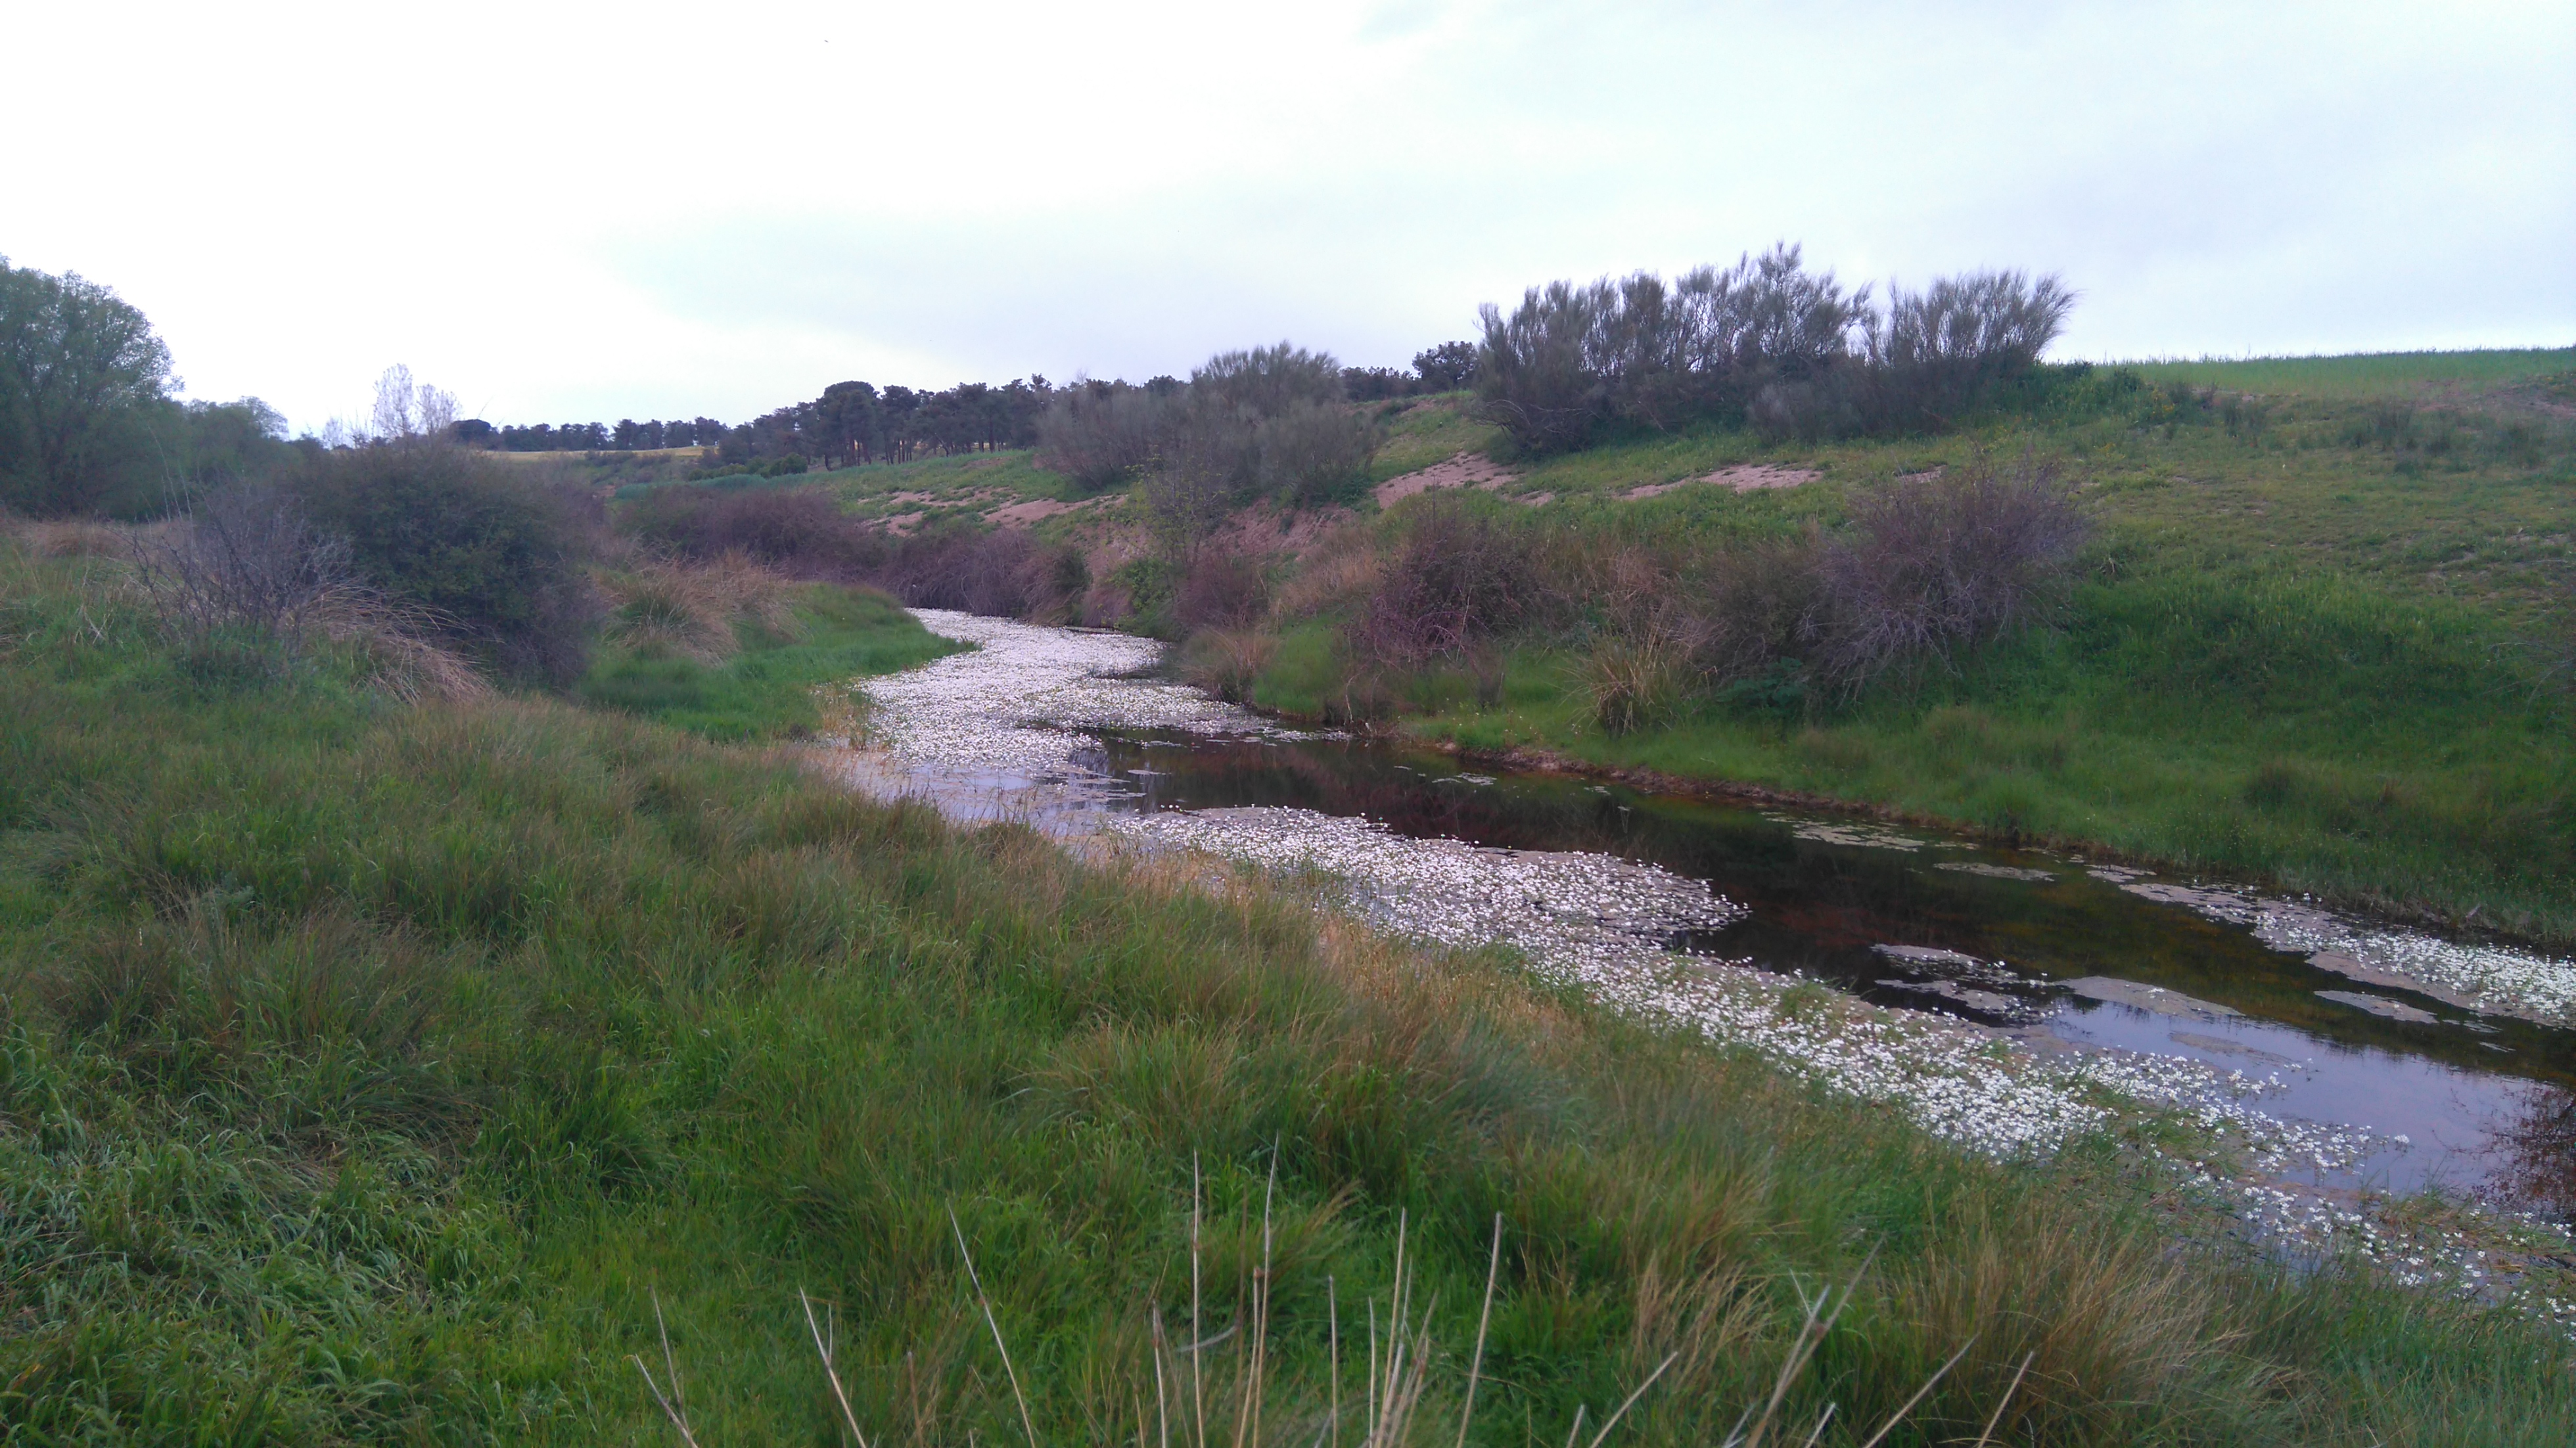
845, 608, 2576, 1326
12, 529, 2576, 1441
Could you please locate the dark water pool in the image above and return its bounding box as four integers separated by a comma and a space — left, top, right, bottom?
1076, 729, 2576, 1211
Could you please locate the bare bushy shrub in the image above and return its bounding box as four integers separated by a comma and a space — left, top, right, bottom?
132, 484, 362, 662
1172, 549, 1268, 631
624, 485, 878, 579
1034, 384, 1172, 491
1854, 271, 2075, 432
1810, 456, 2086, 695
1136, 421, 1243, 562
1351, 495, 1540, 666
878, 523, 1086, 622
128, 483, 489, 698
1475, 246, 1864, 452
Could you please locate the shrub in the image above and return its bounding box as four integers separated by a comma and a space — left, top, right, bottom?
1172, 549, 1268, 631
1034, 383, 1173, 491
1479, 250, 2073, 449
1475, 247, 1864, 453
1352, 495, 1540, 666
291, 443, 601, 683
1683, 537, 1822, 688
1190, 342, 1345, 417
624, 484, 878, 579
1249, 400, 1377, 507
1809, 456, 2087, 695
1852, 271, 2075, 432
875, 521, 1086, 621
1472, 277, 1613, 453
130, 483, 359, 673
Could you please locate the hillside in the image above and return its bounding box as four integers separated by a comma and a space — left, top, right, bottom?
1205, 350, 2576, 943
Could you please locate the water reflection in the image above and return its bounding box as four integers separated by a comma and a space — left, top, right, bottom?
1086, 729, 2576, 1208
2495, 1085, 2576, 1221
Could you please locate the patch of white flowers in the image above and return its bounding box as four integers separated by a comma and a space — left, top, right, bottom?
2117, 880, 2576, 1027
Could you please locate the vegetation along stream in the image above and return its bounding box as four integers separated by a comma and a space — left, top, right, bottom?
846, 609, 2576, 1278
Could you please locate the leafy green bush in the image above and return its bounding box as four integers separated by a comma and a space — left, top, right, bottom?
292, 443, 601, 683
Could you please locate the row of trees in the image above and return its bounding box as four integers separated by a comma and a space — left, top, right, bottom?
466, 344, 1485, 469
728, 377, 1053, 468
1474, 245, 2076, 452
472, 379, 1067, 467
478, 418, 725, 451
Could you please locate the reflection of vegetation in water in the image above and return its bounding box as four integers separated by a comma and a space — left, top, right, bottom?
2497, 1085, 2576, 1223
1100, 729, 2576, 1097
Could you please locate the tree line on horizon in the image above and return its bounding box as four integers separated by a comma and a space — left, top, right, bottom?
5, 241, 2077, 522
465, 342, 1486, 468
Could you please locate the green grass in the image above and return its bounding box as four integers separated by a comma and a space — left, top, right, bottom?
576, 585, 959, 740
819, 449, 1079, 527
2125, 347, 2575, 399
1368, 391, 1495, 482
1238, 352, 2576, 939
9, 540, 2576, 1442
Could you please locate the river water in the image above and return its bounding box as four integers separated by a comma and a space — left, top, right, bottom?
839, 611, 2576, 1253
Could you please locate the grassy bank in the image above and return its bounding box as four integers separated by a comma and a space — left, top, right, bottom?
7, 510, 2576, 1440
1224, 349, 2576, 942
578, 581, 959, 740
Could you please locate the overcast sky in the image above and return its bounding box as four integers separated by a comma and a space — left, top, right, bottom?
6, 1, 2569, 435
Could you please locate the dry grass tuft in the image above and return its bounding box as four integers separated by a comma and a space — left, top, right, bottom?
1580, 630, 1690, 736
601, 553, 803, 665
1270, 524, 1384, 621
7, 514, 137, 558
1178, 630, 1279, 704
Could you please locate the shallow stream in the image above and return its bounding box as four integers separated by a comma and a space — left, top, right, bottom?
843, 611, 2576, 1232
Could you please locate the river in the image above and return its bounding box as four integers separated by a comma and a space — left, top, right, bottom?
835, 609, 2576, 1304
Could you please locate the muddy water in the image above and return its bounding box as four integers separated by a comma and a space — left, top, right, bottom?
852, 612, 2576, 1219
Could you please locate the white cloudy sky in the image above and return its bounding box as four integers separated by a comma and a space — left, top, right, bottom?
5, 1, 2568, 434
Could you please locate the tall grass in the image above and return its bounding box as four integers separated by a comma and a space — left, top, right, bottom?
3, 539, 2573, 1442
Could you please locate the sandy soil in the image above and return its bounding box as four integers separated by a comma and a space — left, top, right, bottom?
984, 495, 1110, 527
1373, 452, 1520, 506
1622, 464, 1820, 500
